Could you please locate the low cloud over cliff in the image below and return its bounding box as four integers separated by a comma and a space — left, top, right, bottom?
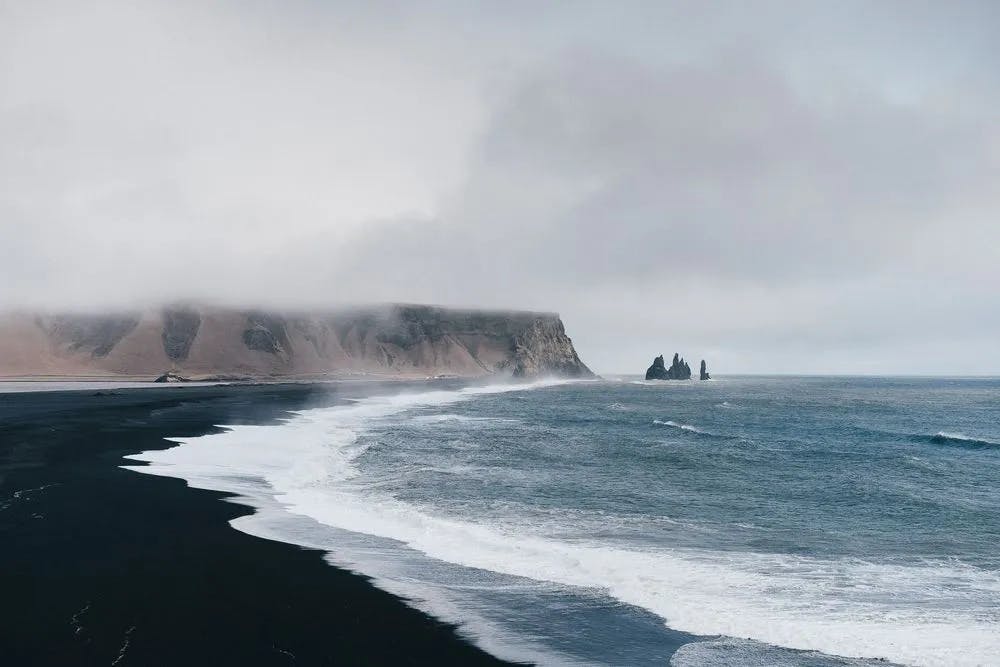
2, 1, 998, 373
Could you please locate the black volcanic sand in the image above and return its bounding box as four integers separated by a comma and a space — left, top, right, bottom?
0, 382, 516, 666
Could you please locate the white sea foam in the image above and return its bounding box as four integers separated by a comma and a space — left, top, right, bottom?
411, 414, 520, 424
653, 419, 708, 434
124, 381, 1000, 667
933, 431, 1000, 447
669, 637, 876, 667
936, 431, 975, 442
630, 380, 693, 386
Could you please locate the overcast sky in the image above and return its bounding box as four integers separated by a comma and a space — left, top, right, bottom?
2, 0, 998, 374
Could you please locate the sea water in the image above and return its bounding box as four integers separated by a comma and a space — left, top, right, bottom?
125, 376, 1000, 666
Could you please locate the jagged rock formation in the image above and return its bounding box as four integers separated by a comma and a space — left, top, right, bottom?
645, 355, 668, 380
668, 353, 692, 380
0, 304, 594, 381
507, 316, 590, 378
700, 359, 710, 381
645, 352, 692, 380
153, 371, 190, 383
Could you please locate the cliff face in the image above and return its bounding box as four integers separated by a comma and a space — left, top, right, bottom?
0, 304, 594, 380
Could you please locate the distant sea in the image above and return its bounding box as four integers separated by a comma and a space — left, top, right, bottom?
127, 376, 1000, 666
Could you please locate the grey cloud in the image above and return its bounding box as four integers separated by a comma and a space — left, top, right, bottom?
332, 50, 992, 290
1, 0, 998, 373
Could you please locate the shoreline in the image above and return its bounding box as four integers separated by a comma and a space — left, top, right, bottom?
0, 374, 490, 396
0, 382, 516, 665
0, 371, 469, 383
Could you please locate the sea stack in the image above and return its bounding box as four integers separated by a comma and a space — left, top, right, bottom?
645, 355, 667, 380
645, 353, 692, 380
700, 360, 710, 381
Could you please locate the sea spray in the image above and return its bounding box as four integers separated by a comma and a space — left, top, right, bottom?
125, 376, 1000, 667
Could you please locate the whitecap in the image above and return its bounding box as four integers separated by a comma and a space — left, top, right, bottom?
123, 380, 1000, 667
670, 637, 889, 667
931, 431, 1000, 447
653, 419, 708, 435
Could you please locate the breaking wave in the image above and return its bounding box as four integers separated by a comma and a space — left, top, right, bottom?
654, 419, 707, 434
122, 380, 1000, 667
652, 420, 734, 441
919, 432, 1000, 450
670, 637, 882, 667
411, 414, 520, 424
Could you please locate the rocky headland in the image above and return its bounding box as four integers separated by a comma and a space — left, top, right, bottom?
0, 304, 594, 381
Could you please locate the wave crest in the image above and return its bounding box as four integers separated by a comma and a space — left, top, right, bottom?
122, 381, 1000, 667
653, 419, 705, 433
921, 432, 1000, 449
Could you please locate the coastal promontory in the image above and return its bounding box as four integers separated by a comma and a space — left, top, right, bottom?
0, 304, 594, 381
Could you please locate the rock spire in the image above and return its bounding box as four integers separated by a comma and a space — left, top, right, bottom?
645, 352, 692, 380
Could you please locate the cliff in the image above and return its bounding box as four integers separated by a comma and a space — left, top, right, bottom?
0, 304, 594, 381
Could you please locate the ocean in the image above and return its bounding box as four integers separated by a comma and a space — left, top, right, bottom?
125, 376, 1000, 666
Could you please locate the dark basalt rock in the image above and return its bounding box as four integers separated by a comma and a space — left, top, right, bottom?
40, 314, 140, 358
509, 317, 593, 378
153, 371, 190, 383
645, 355, 668, 380
162, 307, 201, 361
677, 354, 692, 380
700, 359, 710, 381
645, 352, 693, 380
242, 312, 291, 356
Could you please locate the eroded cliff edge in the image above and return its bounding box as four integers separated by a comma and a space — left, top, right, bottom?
0, 304, 594, 380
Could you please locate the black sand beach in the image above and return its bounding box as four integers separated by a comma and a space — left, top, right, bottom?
0, 383, 514, 666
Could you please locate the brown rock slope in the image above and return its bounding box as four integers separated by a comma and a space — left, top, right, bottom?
0, 304, 594, 380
